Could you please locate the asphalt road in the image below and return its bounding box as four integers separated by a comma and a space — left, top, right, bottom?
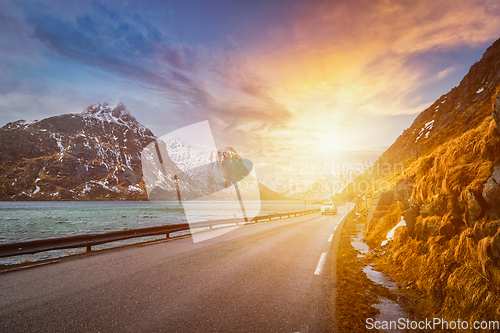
0, 204, 353, 333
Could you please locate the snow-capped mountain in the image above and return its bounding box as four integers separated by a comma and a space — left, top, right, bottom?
301, 166, 370, 199
0, 101, 287, 201
142, 137, 286, 201
0, 101, 156, 200
81, 100, 151, 138
166, 138, 241, 183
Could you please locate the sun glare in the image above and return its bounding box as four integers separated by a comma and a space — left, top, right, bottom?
319, 133, 343, 151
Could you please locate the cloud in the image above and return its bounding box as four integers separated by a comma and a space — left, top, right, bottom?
10, 1, 293, 139
436, 66, 456, 80
29, 8, 180, 72
16, 2, 212, 106
205, 0, 500, 170
291, 0, 500, 54
0, 2, 47, 63
219, 0, 500, 156
239, 0, 500, 114
2, 0, 500, 180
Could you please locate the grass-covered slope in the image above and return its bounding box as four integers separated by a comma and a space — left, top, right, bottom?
338, 38, 500, 328
379, 117, 500, 325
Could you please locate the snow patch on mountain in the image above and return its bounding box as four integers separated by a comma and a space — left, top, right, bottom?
416, 119, 435, 142
166, 138, 240, 178
81, 100, 150, 137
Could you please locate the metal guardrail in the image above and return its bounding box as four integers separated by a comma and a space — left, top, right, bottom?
0, 209, 320, 259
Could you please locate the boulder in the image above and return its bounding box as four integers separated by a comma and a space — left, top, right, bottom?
464, 189, 484, 227
374, 190, 395, 209
394, 176, 413, 204
425, 217, 440, 237
482, 165, 500, 220
415, 221, 424, 240
420, 197, 446, 218
474, 222, 500, 241
490, 230, 500, 262
410, 202, 421, 216
494, 92, 500, 135
416, 216, 440, 240
404, 208, 417, 237
393, 226, 409, 247
420, 201, 439, 218
366, 191, 395, 227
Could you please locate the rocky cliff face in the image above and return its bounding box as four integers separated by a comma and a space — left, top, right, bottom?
380, 38, 500, 165
357, 37, 500, 240
383, 36, 500, 238
0, 101, 156, 200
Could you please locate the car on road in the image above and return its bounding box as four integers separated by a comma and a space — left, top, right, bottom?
321, 202, 337, 215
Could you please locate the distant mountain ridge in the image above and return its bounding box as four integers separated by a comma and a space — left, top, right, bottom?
265, 161, 372, 201
0, 101, 286, 201
142, 136, 289, 201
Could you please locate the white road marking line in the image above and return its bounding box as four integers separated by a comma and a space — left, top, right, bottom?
328, 234, 333, 242
314, 252, 328, 275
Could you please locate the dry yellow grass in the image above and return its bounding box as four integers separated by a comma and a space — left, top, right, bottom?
365, 204, 401, 247
409, 118, 499, 207
350, 116, 500, 330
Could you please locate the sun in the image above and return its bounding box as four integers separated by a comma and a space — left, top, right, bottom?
325, 136, 339, 149
318, 133, 343, 151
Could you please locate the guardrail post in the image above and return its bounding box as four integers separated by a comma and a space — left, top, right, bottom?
86, 245, 91, 253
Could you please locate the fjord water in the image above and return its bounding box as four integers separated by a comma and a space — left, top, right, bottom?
0, 200, 314, 265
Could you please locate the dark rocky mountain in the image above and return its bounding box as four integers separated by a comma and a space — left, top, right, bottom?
379, 38, 500, 165
0, 101, 155, 200
0, 101, 287, 201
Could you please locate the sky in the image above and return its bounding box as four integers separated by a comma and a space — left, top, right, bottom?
1, 0, 500, 181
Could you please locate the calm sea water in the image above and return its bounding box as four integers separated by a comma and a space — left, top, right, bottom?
0, 200, 317, 265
